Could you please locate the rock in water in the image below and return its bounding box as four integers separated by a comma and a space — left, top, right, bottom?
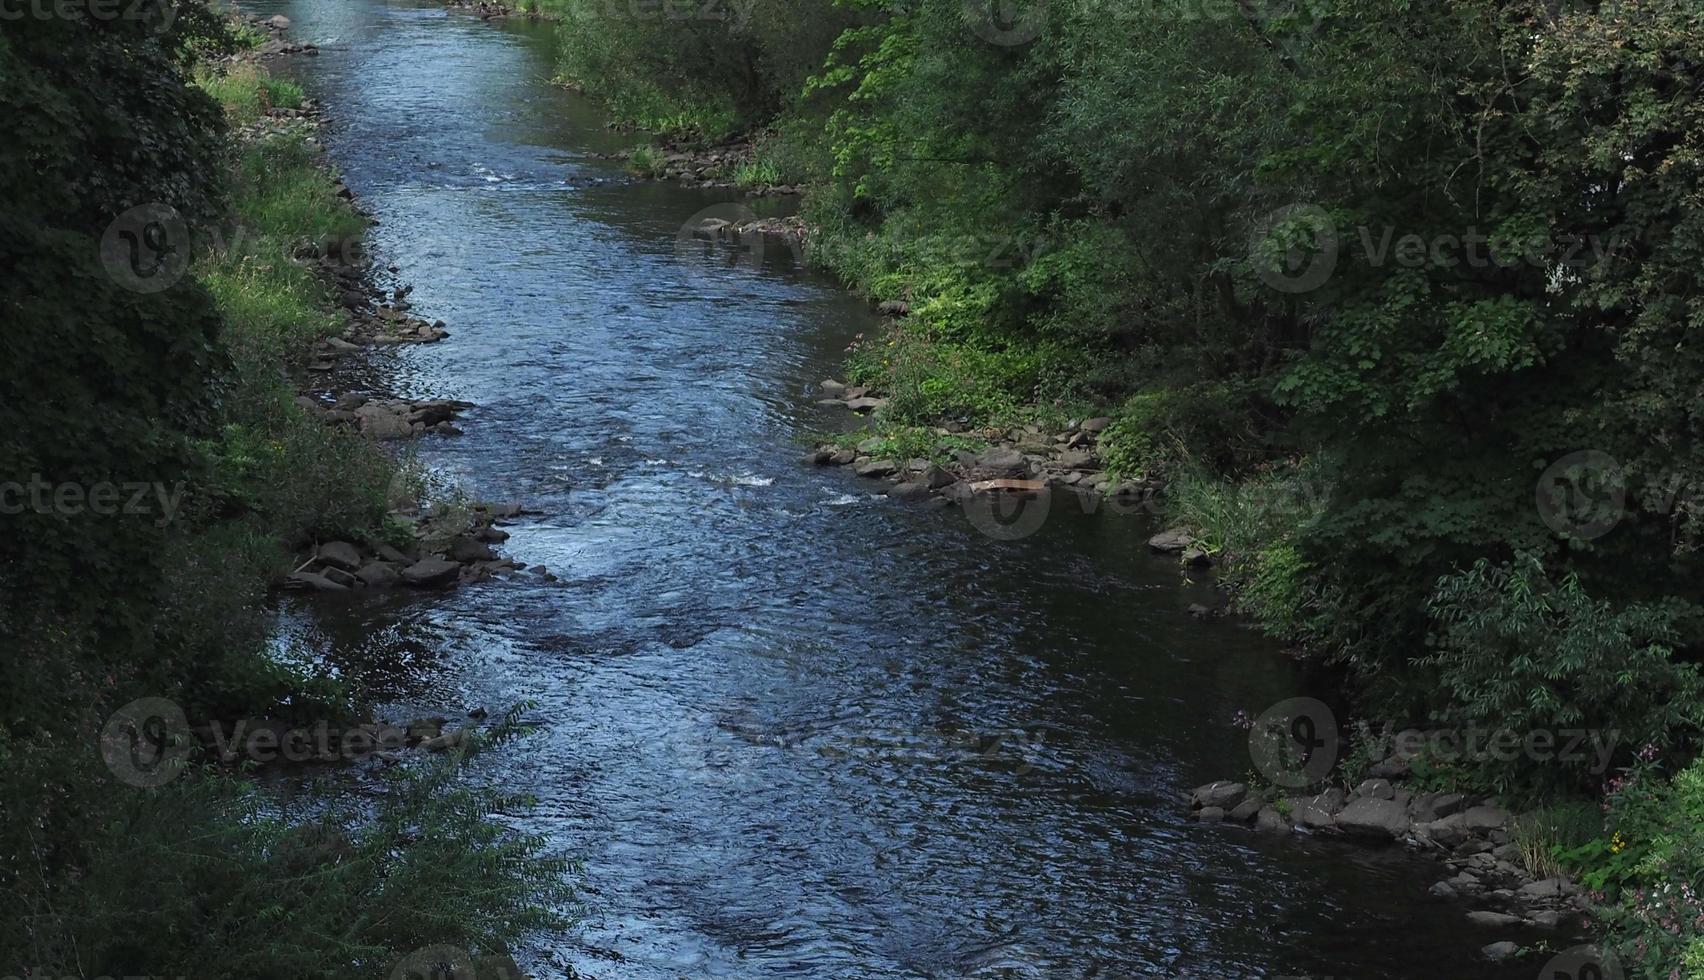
1147, 527, 1195, 553
401, 558, 461, 588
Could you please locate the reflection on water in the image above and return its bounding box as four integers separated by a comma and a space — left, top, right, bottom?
248, 2, 1539, 976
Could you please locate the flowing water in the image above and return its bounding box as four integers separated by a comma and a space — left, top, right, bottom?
249, 3, 1548, 976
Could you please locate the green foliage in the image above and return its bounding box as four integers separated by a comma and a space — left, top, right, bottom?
627, 143, 666, 176
1510, 801, 1604, 881
1564, 754, 1704, 979
1424, 557, 1704, 793
1, 17, 571, 980
733, 157, 781, 189
3, 711, 574, 978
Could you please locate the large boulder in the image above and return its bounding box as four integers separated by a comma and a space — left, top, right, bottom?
971, 447, 1028, 479
853, 458, 898, 479
1147, 527, 1196, 553
448, 536, 496, 563
1336, 797, 1411, 840
1190, 780, 1247, 809
401, 558, 461, 588
1462, 805, 1510, 832
316, 540, 363, 570
355, 562, 401, 588
287, 570, 348, 592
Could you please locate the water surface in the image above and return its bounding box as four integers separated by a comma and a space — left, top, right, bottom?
253, 4, 1543, 976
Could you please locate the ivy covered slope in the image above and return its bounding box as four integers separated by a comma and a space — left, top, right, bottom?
0, 6, 568, 977
550, 0, 1704, 972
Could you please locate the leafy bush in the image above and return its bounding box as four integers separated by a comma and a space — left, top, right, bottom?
1423, 557, 1704, 793
1567, 754, 1704, 979
2, 714, 574, 979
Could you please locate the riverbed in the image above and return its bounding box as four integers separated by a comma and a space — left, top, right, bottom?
248, 2, 1539, 976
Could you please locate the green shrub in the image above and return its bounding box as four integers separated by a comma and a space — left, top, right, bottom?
1423, 557, 1704, 794
733, 158, 781, 189
2, 712, 574, 979
1569, 754, 1704, 979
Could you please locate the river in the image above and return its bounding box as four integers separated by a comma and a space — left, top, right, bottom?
247, 2, 1540, 976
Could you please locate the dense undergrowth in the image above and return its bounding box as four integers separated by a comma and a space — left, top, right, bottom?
547, 0, 1704, 971
0, 6, 570, 975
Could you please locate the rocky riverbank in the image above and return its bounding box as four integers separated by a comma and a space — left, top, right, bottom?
801, 374, 1163, 524
1189, 740, 1595, 965
240, 19, 552, 594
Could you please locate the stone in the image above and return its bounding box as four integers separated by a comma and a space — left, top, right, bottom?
820, 380, 847, 398
919, 464, 955, 489
448, 536, 497, 564
1429, 881, 1458, 899
1481, 941, 1520, 963
1467, 910, 1522, 928
355, 562, 400, 588
401, 558, 461, 588
1524, 910, 1565, 929
845, 396, 888, 413
877, 299, 910, 317
972, 447, 1028, 478
316, 540, 363, 570
287, 570, 348, 592
375, 543, 414, 564
267, 14, 290, 30
321, 567, 358, 588
1191, 781, 1247, 809
1519, 878, 1570, 900
1147, 527, 1195, 553
1354, 778, 1395, 800
1228, 797, 1263, 822
1419, 813, 1470, 847
1287, 799, 1337, 830
1196, 806, 1226, 823
1411, 791, 1467, 823
1447, 872, 1483, 893
853, 458, 898, 479
1056, 449, 1097, 470
1462, 805, 1510, 832
1368, 757, 1411, 780
1255, 806, 1290, 833
354, 404, 412, 440
1336, 797, 1410, 840
1081, 416, 1113, 433
886, 481, 932, 501
1181, 545, 1213, 567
